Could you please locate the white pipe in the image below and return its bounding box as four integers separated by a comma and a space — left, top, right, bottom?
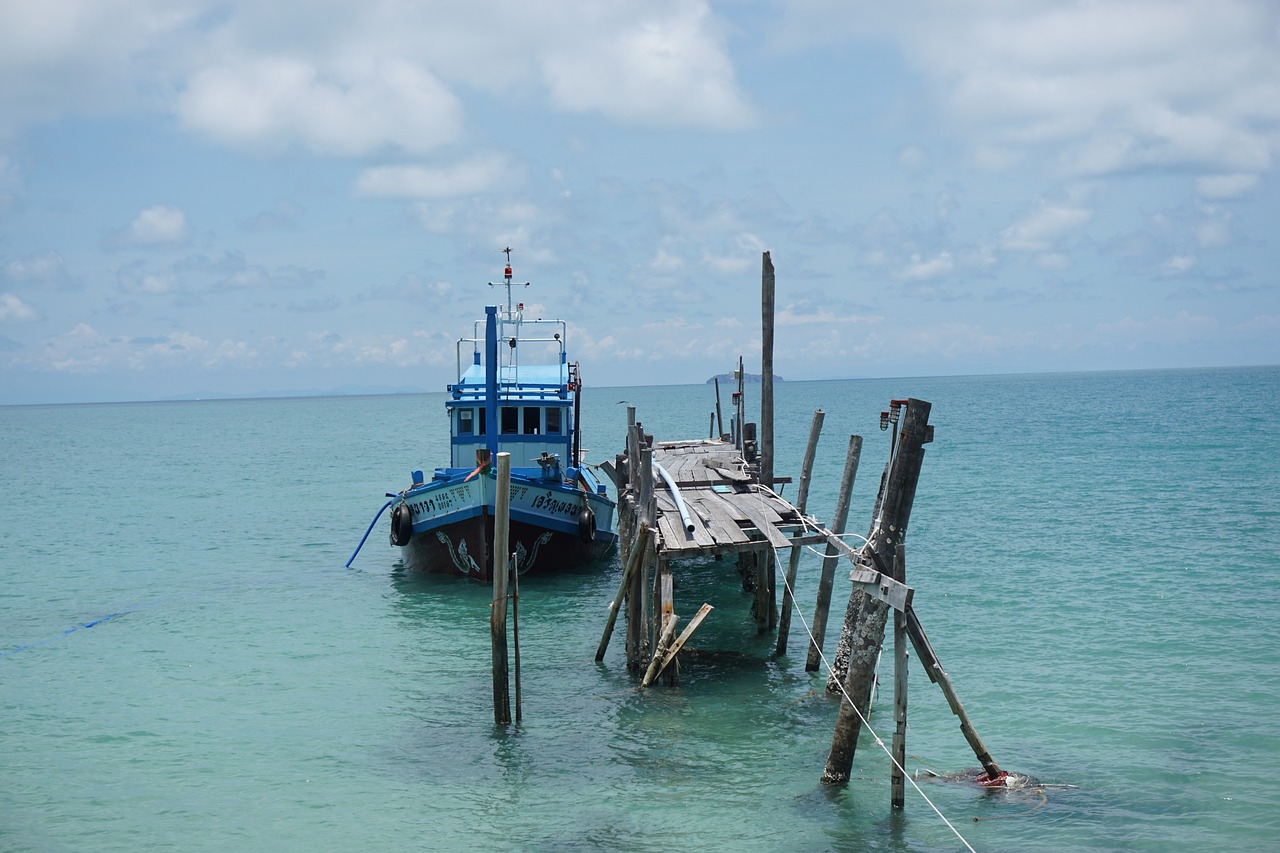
654, 462, 696, 533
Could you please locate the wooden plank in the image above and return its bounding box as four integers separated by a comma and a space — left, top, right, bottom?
651, 603, 713, 680
696, 492, 754, 544
849, 568, 914, 613
733, 498, 791, 550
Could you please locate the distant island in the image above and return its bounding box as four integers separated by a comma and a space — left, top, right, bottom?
706, 373, 784, 384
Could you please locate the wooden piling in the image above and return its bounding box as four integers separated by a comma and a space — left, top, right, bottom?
512, 561, 523, 724
714, 377, 724, 438
822, 400, 931, 786
760, 250, 775, 491
777, 409, 825, 655
829, 399, 931, 690
491, 452, 512, 725
890, 545, 907, 809
904, 609, 1004, 782
805, 434, 863, 672
596, 524, 651, 661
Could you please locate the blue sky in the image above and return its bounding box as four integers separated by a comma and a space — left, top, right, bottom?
1, 0, 1276, 404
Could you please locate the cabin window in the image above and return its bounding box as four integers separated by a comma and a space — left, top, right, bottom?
478, 407, 486, 436
546, 407, 562, 434
523, 407, 540, 434
458, 408, 474, 435
501, 406, 519, 434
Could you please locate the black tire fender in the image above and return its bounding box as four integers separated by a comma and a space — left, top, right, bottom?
390, 502, 413, 546
577, 505, 596, 543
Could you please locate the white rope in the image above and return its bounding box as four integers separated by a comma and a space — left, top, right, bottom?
773, 543, 979, 853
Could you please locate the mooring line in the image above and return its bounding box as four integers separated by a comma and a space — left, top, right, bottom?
1, 611, 123, 659
772, 543, 979, 853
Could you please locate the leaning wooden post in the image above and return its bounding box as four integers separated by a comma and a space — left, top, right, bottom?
805, 434, 862, 672
829, 399, 931, 690
491, 452, 512, 725
626, 443, 655, 671
822, 400, 931, 786
714, 377, 724, 438
642, 564, 677, 687
905, 609, 1004, 783
891, 544, 907, 809
760, 251, 775, 493
596, 524, 651, 661
777, 409, 824, 655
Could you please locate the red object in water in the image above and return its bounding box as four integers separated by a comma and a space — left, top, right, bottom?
977, 771, 1009, 788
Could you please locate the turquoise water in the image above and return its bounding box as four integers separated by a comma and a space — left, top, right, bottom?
2, 367, 1278, 852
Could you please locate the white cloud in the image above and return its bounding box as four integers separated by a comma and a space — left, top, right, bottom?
115, 204, 189, 246
539, 2, 753, 128
5, 249, 76, 289
2, 1, 751, 153
899, 251, 954, 281
1196, 173, 1260, 199
178, 57, 464, 157
776, 0, 1280, 179
1002, 203, 1093, 252
1161, 254, 1198, 274
355, 154, 512, 199
0, 293, 38, 322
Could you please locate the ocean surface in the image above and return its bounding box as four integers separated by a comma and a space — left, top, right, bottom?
2, 366, 1278, 852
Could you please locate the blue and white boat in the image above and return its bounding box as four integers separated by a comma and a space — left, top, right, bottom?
385, 254, 617, 580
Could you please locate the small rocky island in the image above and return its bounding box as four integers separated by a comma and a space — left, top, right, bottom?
706, 372, 784, 384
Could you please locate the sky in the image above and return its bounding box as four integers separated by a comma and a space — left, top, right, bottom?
0, 0, 1277, 404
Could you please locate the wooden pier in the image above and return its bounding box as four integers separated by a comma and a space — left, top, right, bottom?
595, 421, 831, 681
594, 250, 1009, 803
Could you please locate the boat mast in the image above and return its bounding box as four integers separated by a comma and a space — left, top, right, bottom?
490, 247, 529, 320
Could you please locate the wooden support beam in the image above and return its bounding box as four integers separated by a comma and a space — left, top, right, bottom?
823, 400, 931, 785
849, 568, 914, 613
890, 545, 907, 810
646, 603, 713, 685
829, 399, 931, 691
491, 452, 512, 725
595, 524, 651, 662
641, 613, 680, 687
777, 409, 824, 656
806, 434, 862, 672
760, 250, 775, 497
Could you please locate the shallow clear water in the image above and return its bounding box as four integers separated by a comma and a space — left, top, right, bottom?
3, 367, 1277, 851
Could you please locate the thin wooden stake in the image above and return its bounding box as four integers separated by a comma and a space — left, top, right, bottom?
777, 409, 824, 655
642, 614, 680, 687
714, 377, 724, 438
806, 434, 862, 672
491, 452, 512, 725
595, 524, 651, 661
891, 545, 907, 809
511, 559, 523, 724
650, 603, 713, 681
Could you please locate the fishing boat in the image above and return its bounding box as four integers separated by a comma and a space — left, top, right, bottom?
384, 252, 617, 580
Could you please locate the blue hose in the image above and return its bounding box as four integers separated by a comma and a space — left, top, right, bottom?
346, 498, 396, 568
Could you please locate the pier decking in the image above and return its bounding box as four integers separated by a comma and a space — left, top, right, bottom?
647, 439, 822, 556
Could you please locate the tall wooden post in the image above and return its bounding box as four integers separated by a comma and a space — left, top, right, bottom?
491, 452, 512, 725
760, 250, 775, 492
805, 435, 863, 671
777, 409, 824, 655
822, 400, 931, 785
714, 377, 724, 439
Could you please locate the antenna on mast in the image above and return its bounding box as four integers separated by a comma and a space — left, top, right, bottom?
490, 246, 529, 317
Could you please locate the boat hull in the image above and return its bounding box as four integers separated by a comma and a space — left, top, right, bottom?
400, 512, 615, 580
394, 474, 616, 580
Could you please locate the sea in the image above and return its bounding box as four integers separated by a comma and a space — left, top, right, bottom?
2, 366, 1277, 852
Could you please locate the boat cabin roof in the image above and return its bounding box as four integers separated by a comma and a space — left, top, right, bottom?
449, 362, 570, 405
